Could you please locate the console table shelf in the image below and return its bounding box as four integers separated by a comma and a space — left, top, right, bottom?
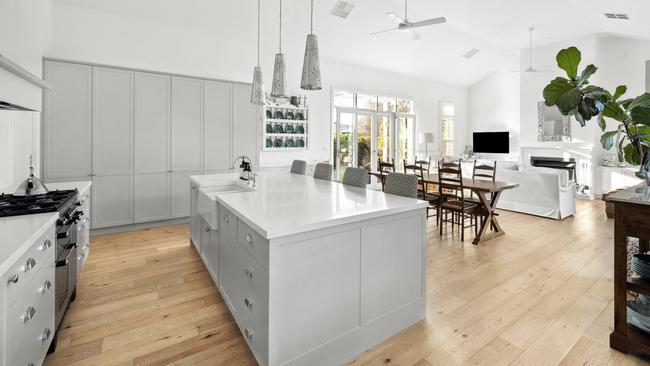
607, 185, 650, 357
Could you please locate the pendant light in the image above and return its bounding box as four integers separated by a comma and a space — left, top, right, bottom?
250, 0, 264, 104
271, 0, 287, 97
300, 0, 322, 90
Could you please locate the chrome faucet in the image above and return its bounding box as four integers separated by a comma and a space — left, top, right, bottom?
232, 156, 253, 181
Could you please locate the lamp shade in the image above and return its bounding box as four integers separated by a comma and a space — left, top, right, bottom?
418, 132, 435, 144
300, 34, 322, 90
250, 66, 264, 105
271, 53, 287, 97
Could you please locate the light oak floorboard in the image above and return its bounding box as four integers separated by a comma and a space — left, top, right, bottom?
45, 201, 650, 365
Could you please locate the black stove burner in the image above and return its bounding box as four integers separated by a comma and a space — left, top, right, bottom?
0, 189, 78, 217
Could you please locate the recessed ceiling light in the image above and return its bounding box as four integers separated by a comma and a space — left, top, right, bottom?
604, 13, 630, 20
331, 1, 355, 19
462, 49, 480, 59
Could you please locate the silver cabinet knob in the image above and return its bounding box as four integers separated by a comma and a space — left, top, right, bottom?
23, 306, 36, 322
41, 239, 52, 251
243, 296, 253, 309
24, 258, 36, 272
245, 233, 254, 245
244, 267, 254, 278
7, 274, 19, 285
204, 227, 210, 233
244, 327, 254, 340
40, 328, 52, 343
40, 280, 52, 294
78, 254, 85, 261
224, 214, 230, 223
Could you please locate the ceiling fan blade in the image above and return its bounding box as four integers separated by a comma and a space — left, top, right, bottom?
407, 29, 421, 40
386, 12, 405, 24
410, 17, 447, 28
370, 27, 399, 39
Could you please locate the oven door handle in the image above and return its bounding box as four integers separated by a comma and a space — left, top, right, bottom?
57, 223, 74, 239
56, 243, 77, 267
56, 258, 69, 268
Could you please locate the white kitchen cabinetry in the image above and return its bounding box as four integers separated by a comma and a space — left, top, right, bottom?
134, 72, 171, 222
43, 61, 92, 181
0, 218, 57, 366
204, 81, 232, 173
92, 67, 134, 228
171, 77, 203, 218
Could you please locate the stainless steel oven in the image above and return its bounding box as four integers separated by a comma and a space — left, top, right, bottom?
54, 200, 81, 329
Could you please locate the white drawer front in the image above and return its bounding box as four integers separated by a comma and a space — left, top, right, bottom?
7, 258, 55, 366
6, 227, 56, 307
237, 219, 269, 269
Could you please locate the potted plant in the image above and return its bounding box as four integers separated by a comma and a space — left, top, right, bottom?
542, 47, 650, 185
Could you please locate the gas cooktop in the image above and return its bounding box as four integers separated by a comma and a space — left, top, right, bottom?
0, 189, 78, 217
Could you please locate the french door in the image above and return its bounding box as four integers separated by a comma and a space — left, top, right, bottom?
334, 109, 415, 179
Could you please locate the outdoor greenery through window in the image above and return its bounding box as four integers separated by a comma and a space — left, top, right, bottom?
332, 90, 415, 180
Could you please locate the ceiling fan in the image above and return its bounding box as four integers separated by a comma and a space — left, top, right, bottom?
511, 28, 552, 73
370, 0, 446, 40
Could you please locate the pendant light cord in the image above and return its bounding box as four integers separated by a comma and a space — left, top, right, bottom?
310, 0, 314, 34
257, 0, 261, 66
279, 0, 283, 53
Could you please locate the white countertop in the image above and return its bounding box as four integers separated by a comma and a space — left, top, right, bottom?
199, 172, 428, 239
46, 180, 92, 195
0, 213, 58, 274
607, 183, 650, 206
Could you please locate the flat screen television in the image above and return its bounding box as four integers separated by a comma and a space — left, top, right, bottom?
473, 132, 509, 154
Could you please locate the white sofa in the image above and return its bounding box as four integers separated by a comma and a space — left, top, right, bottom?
492, 163, 576, 220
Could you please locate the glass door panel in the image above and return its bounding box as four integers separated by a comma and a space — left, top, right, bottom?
356, 114, 372, 171
396, 116, 415, 171
335, 112, 355, 180
376, 114, 393, 165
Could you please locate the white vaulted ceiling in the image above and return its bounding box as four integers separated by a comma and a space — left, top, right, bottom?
54, 0, 650, 87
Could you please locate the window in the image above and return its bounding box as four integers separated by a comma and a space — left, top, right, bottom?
332, 90, 416, 179
440, 101, 455, 157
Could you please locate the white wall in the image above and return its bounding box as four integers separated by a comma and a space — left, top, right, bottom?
0, 111, 41, 192
47, 1, 468, 168
468, 70, 520, 159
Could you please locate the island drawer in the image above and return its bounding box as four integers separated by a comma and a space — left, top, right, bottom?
6, 257, 55, 366
237, 219, 269, 269
6, 226, 56, 307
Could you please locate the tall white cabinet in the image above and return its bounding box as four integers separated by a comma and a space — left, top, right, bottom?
43, 60, 258, 230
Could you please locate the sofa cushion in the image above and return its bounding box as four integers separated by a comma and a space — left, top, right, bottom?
518, 165, 569, 188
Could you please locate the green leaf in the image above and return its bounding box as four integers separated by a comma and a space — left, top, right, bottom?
556, 47, 581, 79
620, 98, 634, 109
577, 97, 599, 121
624, 143, 642, 165
573, 108, 586, 127
597, 113, 606, 131
600, 131, 618, 150
543, 77, 573, 107
576, 64, 597, 87
613, 85, 627, 101
631, 106, 650, 126
627, 93, 650, 111
602, 102, 627, 122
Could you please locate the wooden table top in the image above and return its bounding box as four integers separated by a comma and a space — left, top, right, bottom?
369, 171, 519, 193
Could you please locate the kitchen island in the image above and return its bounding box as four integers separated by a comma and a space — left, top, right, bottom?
189, 171, 428, 366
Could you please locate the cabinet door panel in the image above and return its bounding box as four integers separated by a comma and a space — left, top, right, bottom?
43, 61, 92, 180
134, 172, 170, 222
171, 77, 202, 172
171, 171, 200, 218
232, 84, 258, 168
93, 67, 134, 175
135, 72, 170, 173
92, 174, 133, 228
204, 81, 231, 172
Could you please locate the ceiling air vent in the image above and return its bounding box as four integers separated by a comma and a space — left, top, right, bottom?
604, 13, 630, 20
462, 49, 480, 59
331, 1, 355, 19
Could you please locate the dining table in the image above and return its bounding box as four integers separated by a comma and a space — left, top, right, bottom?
369, 171, 519, 245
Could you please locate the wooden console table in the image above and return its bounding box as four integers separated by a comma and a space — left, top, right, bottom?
607, 184, 650, 355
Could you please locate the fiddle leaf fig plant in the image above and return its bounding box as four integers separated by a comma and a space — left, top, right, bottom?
542, 46, 650, 180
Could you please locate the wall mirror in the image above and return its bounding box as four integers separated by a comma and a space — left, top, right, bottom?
537, 101, 571, 142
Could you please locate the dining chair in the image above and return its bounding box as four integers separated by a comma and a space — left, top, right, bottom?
342, 167, 369, 188
377, 158, 396, 191
469, 160, 497, 230
384, 172, 419, 198
414, 156, 432, 174
404, 160, 440, 221
313, 163, 333, 181
438, 161, 477, 242
290, 160, 307, 175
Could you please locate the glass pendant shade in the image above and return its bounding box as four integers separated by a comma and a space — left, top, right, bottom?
300, 34, 322, 90
271, 53, 287, 97
250, 66, 264, 104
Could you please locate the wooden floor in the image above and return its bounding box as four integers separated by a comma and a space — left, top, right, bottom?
44, 200, 650, 366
